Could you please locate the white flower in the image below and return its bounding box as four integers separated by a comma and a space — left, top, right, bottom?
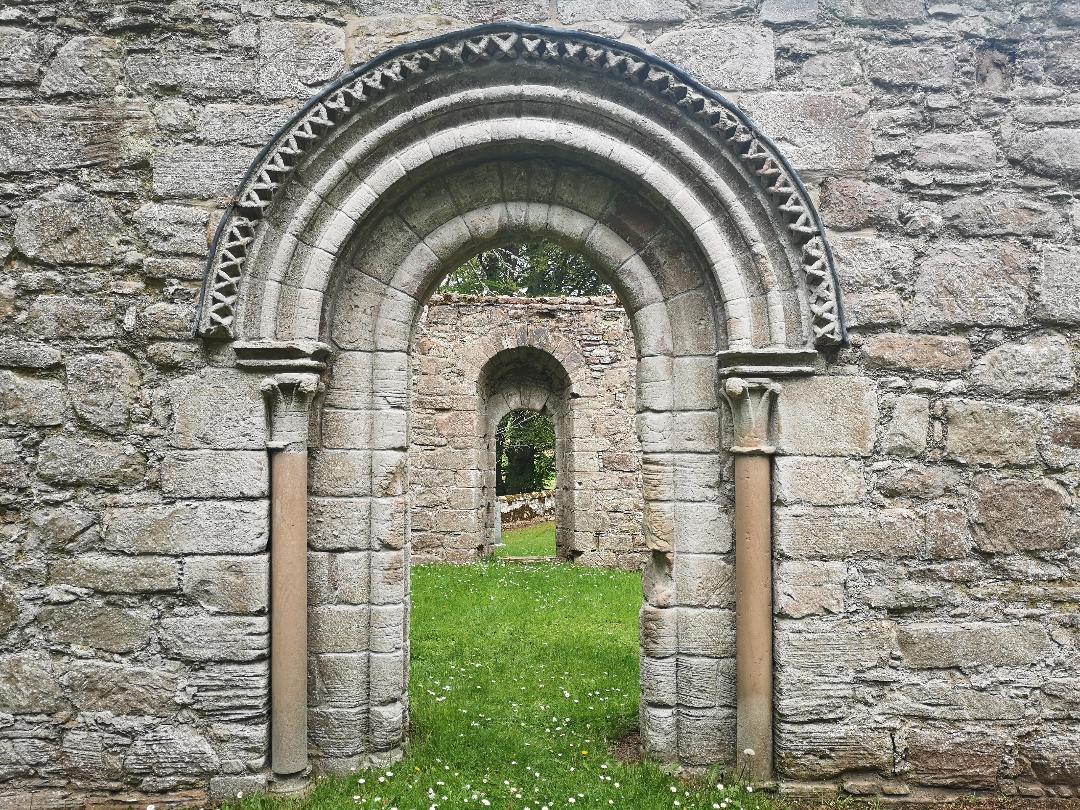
742, 748, 755, 757
236, 792, 243, 799
147, 805, 156, 810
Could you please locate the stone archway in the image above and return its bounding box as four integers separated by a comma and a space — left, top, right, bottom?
478, 345, 577, 560
197, 22, 846, 786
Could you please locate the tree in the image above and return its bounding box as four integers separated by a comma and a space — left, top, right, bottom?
495, 409, 556, 495
442, 240, 612, 297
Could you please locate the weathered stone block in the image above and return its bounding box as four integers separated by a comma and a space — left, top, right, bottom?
0, 371, 65, 427
184, 555, 269, 614
171, 369, 265, 449
678, 608, 735, 656
310, 605, 369, 654
739, 91, 871, 171
14, 184, 126, 265
822, 0, 923, 22
39, 601, 152, 654
312, 652, 369, 708
831, 235, 915, 292
160, 616, 268, 662
1021, 728, 1080, 785
868, 45, 956, 89
972, 334, 1074, 394
904, 726, 1006, 788
160, 450, 268, 498
0, 341, 62, 369
64, 661, 178, 715
897, 621, 1054, 668
819, 178, 900, 231
911, 244, 1029, 329
559, 0, 691, 22
775, 457, 865, 505
152, 145, 257, 199
258, 22, 346, 100
862, 334, 971, 374
972, 476, 1073, 553
186, 663, 268, 721
66, 352, 140, 434
0, 653, 64, 713
41, 36, 121, 96
882, 395, 929, 458
0, 28, 43, 84
0, 104, 150, 174
123, 725, 219, 776
760, 0, 818, 24
50, 555, 179, 593
36, 436, 146, 488
777, 560, 845, 618
877, 464, 958, 499
103, 500, 268, 554
945, 400, 1040, 466
674, 554, 734, 607
776, 719, 894, 779
650, 26, 774, 91
1036, 246, 1080, 326
775, 376, 878, 456
310, 497, 372, 551
26, 295, 115, 339
195, 103, 294, 146
943, 193, 1065, 239
677, 707, 735, 766
1008, 128, 1080, 179
777, 507, 921, 558
126, 50, 256, 99
133, 203, 210, 255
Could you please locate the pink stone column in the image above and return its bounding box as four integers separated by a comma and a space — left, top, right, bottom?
262, 373, 321, 779
721, 377, 780, 783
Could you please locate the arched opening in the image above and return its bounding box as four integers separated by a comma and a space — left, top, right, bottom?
479, 345, 573, 561
198, 21, 846, 783
493, 408, 558, 558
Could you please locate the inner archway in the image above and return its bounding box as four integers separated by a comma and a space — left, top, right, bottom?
198, 21, 845, 781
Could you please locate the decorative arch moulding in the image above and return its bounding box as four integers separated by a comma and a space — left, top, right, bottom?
197, 22, 847, 350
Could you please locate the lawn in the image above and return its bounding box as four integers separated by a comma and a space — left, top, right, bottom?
495, 521, 557, 558
227, 562, 774, 810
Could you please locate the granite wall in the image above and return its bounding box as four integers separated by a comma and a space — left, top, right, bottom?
0, 0, 1077, 804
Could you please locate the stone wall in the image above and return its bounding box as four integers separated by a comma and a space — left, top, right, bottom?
0, 0, 1077, 804
499, 491, 556, 527
410, 294, 645, 567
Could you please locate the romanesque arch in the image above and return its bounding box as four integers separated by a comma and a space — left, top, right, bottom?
197, 22, 846, 784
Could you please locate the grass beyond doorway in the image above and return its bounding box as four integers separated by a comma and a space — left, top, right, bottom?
226, 562, 777, 810
496, 520, 557, 558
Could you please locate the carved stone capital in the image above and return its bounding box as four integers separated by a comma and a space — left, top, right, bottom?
721, 377, 781, 455
262, 373, 322, 451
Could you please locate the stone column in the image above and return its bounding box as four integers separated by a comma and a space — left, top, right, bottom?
262, 373, 321, 779
721, 376, 780, 783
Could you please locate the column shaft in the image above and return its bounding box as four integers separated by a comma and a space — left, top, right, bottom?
271, 448, 309, 776
734, 452, 773, 782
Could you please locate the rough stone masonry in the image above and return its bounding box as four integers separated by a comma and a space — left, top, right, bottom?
411, 294, 645, 568
0, 0, 1077, 806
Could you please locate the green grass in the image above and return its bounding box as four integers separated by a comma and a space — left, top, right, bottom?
226, 562, 778, 810
495, 521, 557, 558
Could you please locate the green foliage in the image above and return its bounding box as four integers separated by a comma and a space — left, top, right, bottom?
442, 240, 613, 297
225, 561, 782, 810
496, 520, 557, 558
496, 409, 556, 495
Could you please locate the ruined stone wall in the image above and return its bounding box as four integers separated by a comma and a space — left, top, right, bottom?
0, 0, 1077, 804
410, 294, 645, 567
